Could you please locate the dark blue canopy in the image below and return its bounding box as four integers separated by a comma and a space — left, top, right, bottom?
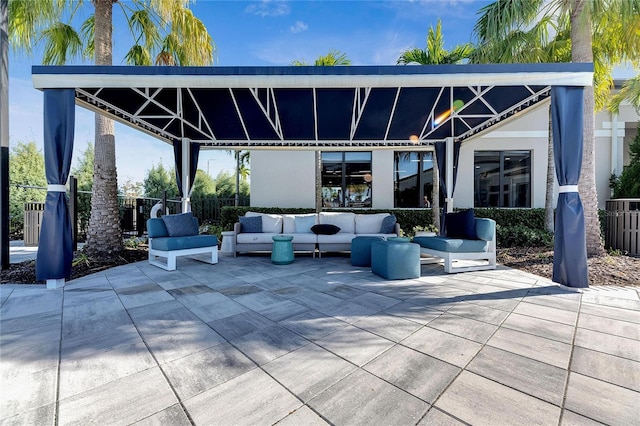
551, 86, 589, 288
36, 89, 75, 283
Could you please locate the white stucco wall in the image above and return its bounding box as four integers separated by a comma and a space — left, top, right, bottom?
248, 100, 639, 211
250, 150, 316, 208
456, 103, 551, 209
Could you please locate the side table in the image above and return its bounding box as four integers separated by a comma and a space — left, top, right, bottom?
220, 231, 236, 256
272, 235, 294, 265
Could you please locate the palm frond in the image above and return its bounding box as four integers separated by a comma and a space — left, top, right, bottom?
129, 9, 161, 50
40, 22, 84, 65
314, 50, 350, 66
8, 0, 62, 53
125, 44, 152, 65
80, 15, 95, 59
397, 19, 472, 65
474, 0, 545, 44
165, 7, 215, 65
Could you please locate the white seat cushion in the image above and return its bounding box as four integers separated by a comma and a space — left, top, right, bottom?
289, 233, 317, 244
317, 233, 356, 244
237, 233, 280, 244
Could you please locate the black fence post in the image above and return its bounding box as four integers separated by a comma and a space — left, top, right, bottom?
136, 198, 144, 237
162, 191, 167, 215
69, 176, 78, 251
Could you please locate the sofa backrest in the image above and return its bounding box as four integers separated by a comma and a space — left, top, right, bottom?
245, 211, 283, 233
355, 213, 389, 234
283, 213, 317, 234
475, 218, 496, 241
318, 212, 356, 233
147, 218, 169, 238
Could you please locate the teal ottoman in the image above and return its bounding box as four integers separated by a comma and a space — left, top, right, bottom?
351, 236, 384, 267
371, 240, 420, 280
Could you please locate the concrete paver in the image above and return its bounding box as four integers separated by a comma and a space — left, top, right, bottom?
1, 255, 639, 425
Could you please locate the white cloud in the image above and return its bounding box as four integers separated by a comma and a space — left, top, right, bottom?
290, 21, 308, 34
245, 0, 290, 17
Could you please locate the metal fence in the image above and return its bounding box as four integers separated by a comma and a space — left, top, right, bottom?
605, 199, 640, 256
19, 182, 249, 244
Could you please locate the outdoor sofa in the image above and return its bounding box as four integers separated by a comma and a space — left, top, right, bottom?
147, 213, 218, 271
414, 210, 496, 273
234, 211, 400, 257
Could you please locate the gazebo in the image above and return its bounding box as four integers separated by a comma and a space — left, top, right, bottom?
27, 63, 592, 289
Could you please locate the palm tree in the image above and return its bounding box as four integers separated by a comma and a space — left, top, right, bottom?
8, 0, 215, 258
292, 49, 351, 66
292, 50, 351, 212
397, 19, 474, 232
473, 0, 640, 256
397, 20, 474, 65
225, 150, 250, 206
472, 16, 571, 233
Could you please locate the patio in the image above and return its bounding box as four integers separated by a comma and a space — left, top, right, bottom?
1, 255, 639, 425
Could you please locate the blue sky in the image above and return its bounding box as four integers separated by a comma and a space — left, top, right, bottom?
8, 0, 492, 185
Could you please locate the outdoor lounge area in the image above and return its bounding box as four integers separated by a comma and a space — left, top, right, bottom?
1, 255, 638, 425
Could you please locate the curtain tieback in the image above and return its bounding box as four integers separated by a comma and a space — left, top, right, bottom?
47, 184, 67, 192
558, 185, 578, 193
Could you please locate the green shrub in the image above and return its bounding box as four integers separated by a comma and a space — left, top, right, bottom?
496, 224, 554, 248
199, 221, 224, 243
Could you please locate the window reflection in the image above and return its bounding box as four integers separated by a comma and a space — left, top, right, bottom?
393, 151, 435, 208
321, 152, 372, 208
474, 150, 531, 207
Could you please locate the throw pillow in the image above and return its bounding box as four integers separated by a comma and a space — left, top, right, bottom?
295, 215, 316, 233
239, 215, 262, 233
311, 224, 341, 235
380, 214, 397, 234
161, 212, 199, 237
445, 209, 477, 239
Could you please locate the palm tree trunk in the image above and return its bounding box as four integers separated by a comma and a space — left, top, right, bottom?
235, 151, 240, 207
571, 0, 605, 256
545, 105, 555, 233
84, 0, 123, 257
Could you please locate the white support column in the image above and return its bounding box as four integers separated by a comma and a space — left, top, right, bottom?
611, 112, 619, 176
445, 136, 454, 213
181, 138, 191, 213
47, 279, 65, 290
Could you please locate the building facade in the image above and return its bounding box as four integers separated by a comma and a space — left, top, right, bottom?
250, 99, 639, 210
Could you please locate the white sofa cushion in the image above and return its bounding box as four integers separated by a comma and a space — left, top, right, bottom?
237, 233, 280, 244
317, 233, 356, 244
246, 211, 283, 234
282, 213, 317, 234
290, 233, 318, 244
355, 213, 389, 234
318, 212, 355, 233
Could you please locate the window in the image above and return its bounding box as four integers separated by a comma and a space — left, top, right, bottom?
393, 151, 438, 208
321, 152, 372, 208
474, 151, 531, 207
